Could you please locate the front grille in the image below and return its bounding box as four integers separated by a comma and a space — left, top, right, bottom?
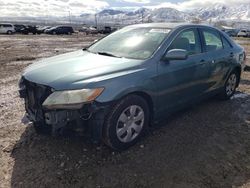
23, 79, 52, 121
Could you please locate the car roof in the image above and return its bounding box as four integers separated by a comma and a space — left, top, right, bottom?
0, 23, 13, 25
127, 22, 213, 30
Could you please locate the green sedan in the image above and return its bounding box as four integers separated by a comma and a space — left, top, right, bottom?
19, 23, 246, 150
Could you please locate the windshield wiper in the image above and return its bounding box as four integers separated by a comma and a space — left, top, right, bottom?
96, 51, 121, 58
82, 48, 90, 52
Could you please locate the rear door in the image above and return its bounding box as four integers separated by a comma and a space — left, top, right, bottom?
157, 28, 210, 114
200, 28, 232, 91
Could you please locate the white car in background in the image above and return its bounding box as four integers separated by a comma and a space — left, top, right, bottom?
237, 29, 250, 37
0, 23, 15, 34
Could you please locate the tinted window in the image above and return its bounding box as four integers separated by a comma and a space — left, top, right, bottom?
202, 29, 223, 52
221, 36, 232, 49
168, 29, 201, 55
3, 24, 12, 27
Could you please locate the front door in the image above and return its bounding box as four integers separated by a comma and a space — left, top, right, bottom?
156, 28, 210, 116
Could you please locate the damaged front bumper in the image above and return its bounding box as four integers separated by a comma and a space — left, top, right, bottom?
19, 78, 111, 143
24, 101, 110, 143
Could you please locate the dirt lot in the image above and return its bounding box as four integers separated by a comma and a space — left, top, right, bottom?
0, 34, 250, 188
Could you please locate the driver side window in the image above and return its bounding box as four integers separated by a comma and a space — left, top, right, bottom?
168, 29, 201, 55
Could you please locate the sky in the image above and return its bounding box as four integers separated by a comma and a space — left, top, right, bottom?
0, 0, 250, 17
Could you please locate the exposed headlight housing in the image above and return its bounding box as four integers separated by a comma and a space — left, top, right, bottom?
42, 88, 104, 110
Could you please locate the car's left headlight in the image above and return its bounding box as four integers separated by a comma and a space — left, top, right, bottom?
42, 88, 104, 110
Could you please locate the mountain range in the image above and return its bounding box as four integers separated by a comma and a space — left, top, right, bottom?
80, 4, 250, 25
1, 3, 249, 27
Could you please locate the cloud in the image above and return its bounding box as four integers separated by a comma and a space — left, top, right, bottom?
119, 0, 151, 4
0, 0, 109, 17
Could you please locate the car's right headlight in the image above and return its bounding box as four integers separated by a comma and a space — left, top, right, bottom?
42, 88, 104, 110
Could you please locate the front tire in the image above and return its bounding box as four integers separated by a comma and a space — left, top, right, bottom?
103, 95, 149, 150
219, 71, 239, 100
33, 122, 51, 135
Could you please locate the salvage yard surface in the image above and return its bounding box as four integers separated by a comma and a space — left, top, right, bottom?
0, 34, 250, 188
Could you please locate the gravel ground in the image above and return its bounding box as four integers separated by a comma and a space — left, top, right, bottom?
0, 34, 250, 188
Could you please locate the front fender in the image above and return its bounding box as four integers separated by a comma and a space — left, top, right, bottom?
96, 78, 157, 104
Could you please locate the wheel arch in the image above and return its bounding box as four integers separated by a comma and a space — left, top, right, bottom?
121, 91, 155, 125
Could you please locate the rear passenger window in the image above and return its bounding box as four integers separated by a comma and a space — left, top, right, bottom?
168, 29, 201, 55
202, 29, 223, 52
221, 36, 232, 49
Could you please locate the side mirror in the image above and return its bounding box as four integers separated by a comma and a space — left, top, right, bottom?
163, 49, 188, 61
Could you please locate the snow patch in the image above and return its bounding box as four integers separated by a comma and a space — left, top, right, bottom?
232, 93, 249, 99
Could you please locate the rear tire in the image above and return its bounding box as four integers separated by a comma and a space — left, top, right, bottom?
219, 71, 239, 100
7, 30, 12, 35
103, 95, 149, 150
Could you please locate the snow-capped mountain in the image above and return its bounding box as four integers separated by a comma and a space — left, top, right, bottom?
192, 4, 250, 21
80, 7, 192, 25
2, 3, 249, 26
80, 4, 250, 25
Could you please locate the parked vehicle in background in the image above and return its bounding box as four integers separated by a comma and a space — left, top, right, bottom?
37, 26, 52, 34
237, 29, 250, 37
19, 25, 41, 35
0, 23, 15, 34
14, 24, 26, 33
85, 27, 98, 35
45, 26, 74, 35
224, 30, 238, 37
98, 26, 112, 34
79, 26, 89, 33
19, 23, 246, 150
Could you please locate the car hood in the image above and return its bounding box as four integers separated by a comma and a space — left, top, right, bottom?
23, 50, 143, 90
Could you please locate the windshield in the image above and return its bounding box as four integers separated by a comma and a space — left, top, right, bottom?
88, 27, 171, 60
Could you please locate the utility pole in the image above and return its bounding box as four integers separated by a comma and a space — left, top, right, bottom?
95, 14, 98, 28
68, 10, 71, 25
141, 10, 143, 23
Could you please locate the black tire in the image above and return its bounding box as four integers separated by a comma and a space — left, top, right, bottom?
7, 30, 12, 35
103, 95, 149, 150
53, 31, 57, 35
33, 122, 51, 135
219, 71, 239, 100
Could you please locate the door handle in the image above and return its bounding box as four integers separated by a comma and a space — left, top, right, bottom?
230, 52, 234, 58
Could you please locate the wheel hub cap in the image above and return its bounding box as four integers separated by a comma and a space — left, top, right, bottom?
226, 74, 237, 96
116, 105, 145, 143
